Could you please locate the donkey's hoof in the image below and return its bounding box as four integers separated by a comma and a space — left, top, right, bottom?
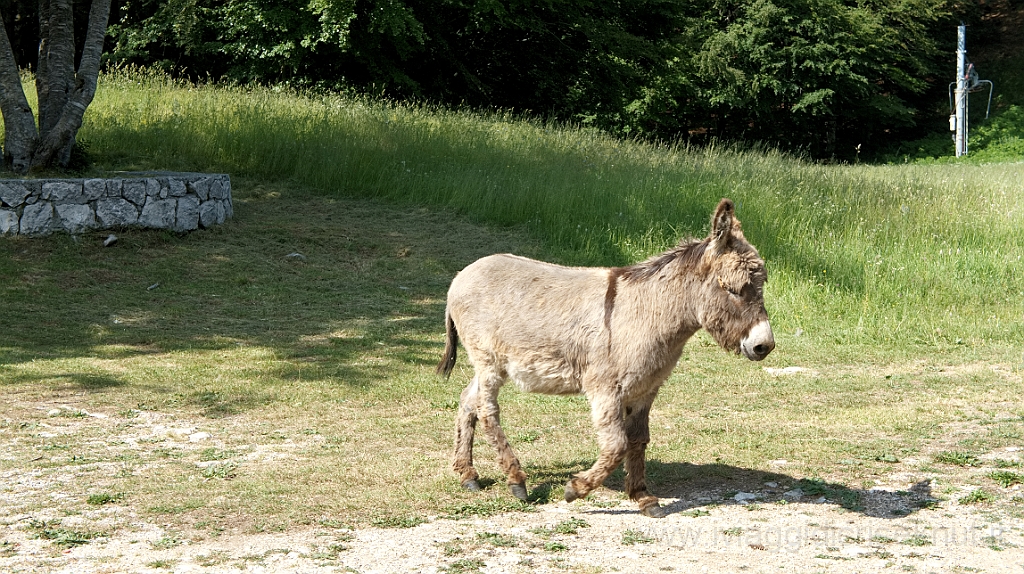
509, 482, 529, 501
564, 482, 580, 503
640, 503, 667, 519
462, 479, 482, 492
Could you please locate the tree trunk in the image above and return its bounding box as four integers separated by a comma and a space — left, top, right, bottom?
37, 0, 77, 138
32, 0, 110, 169
0, 8, 39, 172
0, 0, 111, 173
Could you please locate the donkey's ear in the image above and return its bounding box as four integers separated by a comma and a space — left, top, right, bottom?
708, 198, 735, 252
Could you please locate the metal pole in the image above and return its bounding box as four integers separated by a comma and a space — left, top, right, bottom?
955, 24, 967, 157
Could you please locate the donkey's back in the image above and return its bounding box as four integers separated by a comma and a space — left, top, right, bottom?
442, 253, 609, 395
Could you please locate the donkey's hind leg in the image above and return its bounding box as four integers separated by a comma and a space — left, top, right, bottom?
474, 367, 529, 501
453, 377, 481, 491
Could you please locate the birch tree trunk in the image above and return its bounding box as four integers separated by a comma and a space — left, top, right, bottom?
0, 0, 111, 173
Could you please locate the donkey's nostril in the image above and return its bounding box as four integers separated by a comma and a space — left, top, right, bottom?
742, 320, 775, 361
749, 339, 770, 358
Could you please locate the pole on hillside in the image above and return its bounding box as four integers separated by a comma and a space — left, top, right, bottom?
954, 24, 967, 157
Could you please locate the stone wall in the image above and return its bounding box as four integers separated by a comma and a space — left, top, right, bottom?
0, 173, 232, 236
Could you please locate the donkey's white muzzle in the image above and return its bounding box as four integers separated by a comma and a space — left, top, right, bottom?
740, 320, 775, 361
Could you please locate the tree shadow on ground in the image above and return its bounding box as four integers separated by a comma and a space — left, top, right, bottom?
0, 187, 542, 409
0, 371, 128, 391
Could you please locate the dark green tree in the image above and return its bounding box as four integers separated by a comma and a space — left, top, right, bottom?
677, 0, 957, 157
95, 0, 977, 158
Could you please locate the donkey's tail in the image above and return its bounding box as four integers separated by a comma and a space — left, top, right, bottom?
436, 309, 459, 378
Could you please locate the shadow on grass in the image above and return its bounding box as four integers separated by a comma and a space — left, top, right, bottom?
0, 186, 540, 408
514, 460, 935, 520
181, 389, 278, 418
0, 371, 128, 391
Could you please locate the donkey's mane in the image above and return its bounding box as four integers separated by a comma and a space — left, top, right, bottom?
616, 239, 708, 283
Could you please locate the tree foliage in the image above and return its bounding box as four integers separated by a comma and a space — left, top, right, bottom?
104, 1, 684, 131
676, 0, 962, 156
1, 0, 977, 159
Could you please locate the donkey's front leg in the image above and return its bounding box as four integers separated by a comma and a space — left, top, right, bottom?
624, 402, 666, 518
564, 394, 627, 503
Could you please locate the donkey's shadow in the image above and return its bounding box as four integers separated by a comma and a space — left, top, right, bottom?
517, 460, 935, 519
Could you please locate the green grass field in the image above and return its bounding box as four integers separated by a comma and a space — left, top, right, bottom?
78, 72, 1024, 355
1, 72, 1022, 538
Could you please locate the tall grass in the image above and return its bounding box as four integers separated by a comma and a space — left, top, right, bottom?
78, 70, 1024, 355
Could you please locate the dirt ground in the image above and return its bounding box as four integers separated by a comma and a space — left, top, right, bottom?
2, 397, 1023, 574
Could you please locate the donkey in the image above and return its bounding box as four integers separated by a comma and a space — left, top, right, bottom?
436, 198, 774, 518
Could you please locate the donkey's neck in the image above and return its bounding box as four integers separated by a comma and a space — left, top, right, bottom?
621, 272, 703, 340
608, 249, 708, 358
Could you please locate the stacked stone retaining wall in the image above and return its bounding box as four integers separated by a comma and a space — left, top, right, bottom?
0, 173, 232, 236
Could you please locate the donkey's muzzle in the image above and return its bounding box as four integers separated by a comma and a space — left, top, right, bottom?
740, 320, 775, 361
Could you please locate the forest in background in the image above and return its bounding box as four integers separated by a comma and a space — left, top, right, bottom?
1, 0, 1020, 161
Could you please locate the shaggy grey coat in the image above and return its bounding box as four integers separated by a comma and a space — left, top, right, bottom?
438, 198, 774, 517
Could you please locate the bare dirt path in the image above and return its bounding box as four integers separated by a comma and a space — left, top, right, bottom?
3, 488, 1022, 573
3, 397, 1023, 573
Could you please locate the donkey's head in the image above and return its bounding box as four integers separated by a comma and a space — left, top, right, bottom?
697, 199, 774, 361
